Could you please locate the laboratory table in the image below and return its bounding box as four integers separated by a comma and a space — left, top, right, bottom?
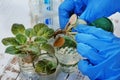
0, 53, 89, 80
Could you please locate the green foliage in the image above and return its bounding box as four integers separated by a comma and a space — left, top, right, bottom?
35, 59, 57, 74
1, 23, 55, 56
37, 27, 49, 36
2, 23, 58, 75
33, 23, 48, 35
25, 28, 35, 37
61, 36, 76, 48
5, 46, 20, 54
41, 28, 54, 39
16, 34, 27, 44
11, 24, 25, 35
33, 23, 54, 39
34, 37, 47, 44
40, 43, 55, 54
2, 37, 19, 46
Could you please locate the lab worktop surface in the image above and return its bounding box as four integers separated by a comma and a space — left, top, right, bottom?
0, 53, 89, 80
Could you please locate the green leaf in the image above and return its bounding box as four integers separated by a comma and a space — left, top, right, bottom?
35, 59, 48, 73
35, 59, 57, 74
25, 44, 40, 54
37, 27, 49, 36
11, 24, 25, 35
16, 34, 27, 44
33, 23, 48, 34
25, 28, 35, 37
62, 36, 76, 48
2, 37, 19, 46
46, 60, 57, 74
35, 62, 44, 73
5, 46, 20, 54
34, 37, 47, 44
47, 61, 57, 70
41, 28, 54, 39
40, 43, 55, 54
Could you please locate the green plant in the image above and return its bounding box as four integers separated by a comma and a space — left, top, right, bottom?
2, 23, 58, 74
2, 23, 55, 60
35, 59, 57, 74
53, 14, 78, 48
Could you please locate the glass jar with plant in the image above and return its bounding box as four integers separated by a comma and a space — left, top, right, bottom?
1, 23, 58, 80
53, 14, 113, 75
53, 14, 82, 73
33, 53, 58, 80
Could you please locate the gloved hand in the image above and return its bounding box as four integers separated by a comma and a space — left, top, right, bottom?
59, 0, 87, 29
59, 0, 120, 29
80, 0, 120, 23
75, 24, 120, 80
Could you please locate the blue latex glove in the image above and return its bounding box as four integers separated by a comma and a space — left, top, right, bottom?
59, 0, 120, 29
59, 0, 87, 29
75, 25, 120, 80
80, 0, 120, 23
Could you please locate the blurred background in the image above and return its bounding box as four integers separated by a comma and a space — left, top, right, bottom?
0, 0, 30, 53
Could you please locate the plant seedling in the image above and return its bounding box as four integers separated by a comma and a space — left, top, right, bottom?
2, 23, 55, 62
53, 14, 79, 48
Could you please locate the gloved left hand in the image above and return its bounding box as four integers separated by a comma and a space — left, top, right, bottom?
59, 0, 87, 29
74, 25, 120, 80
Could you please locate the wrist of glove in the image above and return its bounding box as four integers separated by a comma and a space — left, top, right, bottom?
75, 24, 120, 80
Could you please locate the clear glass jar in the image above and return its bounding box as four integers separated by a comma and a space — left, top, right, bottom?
55, 47, 81, 73
18, 54, 39, 80
33, 53, 59, 80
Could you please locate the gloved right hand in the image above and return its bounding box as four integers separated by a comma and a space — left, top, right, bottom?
74, 24, 120, 80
